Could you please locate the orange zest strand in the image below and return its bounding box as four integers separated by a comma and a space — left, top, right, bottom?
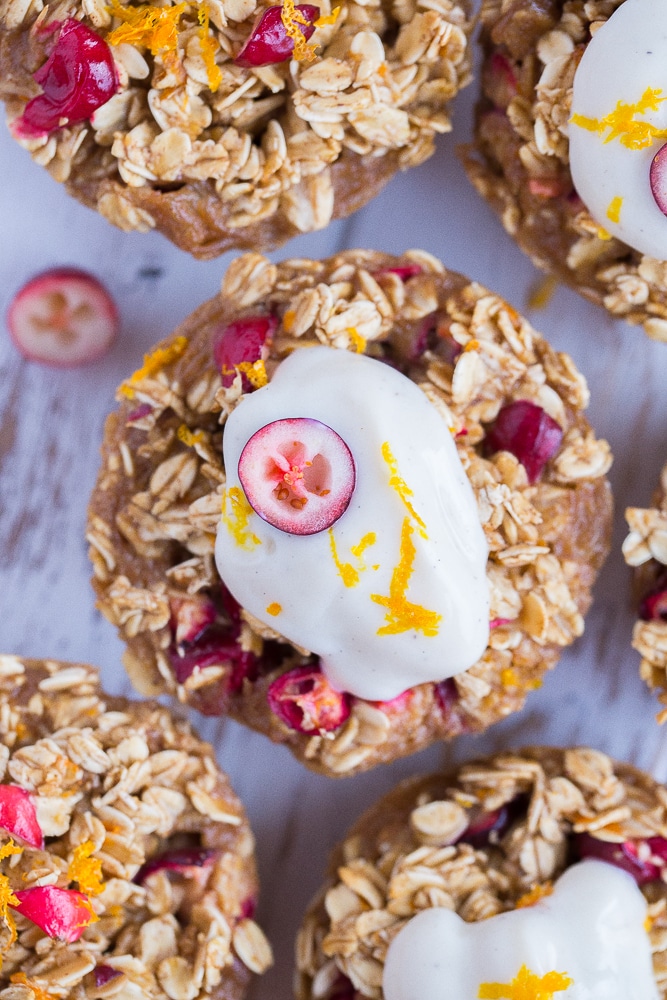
280, 0, 317, 61
266, 602, 282, 616
313, 4, 339, 26
570, 87, 667, 150
329, 530, 376, 588
221, 486, 261, 550
234, 359, 268, 388
197, 2, 222, 92
606, 195, 623, 224
177, 424, 204, 447
370, 517, 441, 636
10, 974, 56, 1000
119, 336, 188, 398
478, 964, 573, 1000
107, 0, 188, 73
347, 327, 366, 353
516, 882, 553, 908
68, 841, 104, 896
381, 441, 428, 538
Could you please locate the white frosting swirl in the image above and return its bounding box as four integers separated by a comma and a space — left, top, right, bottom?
384, 859, 658, 1000
214, 346, 489, 702
569, 0, 667, 259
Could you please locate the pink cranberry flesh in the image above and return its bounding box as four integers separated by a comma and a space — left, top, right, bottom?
127, 402, 153, 423
94, 967, 122, 987
484, 400, 563, 483
213, 314, 278, 390
134, 847, 217, 884
0, 785, 44, 849
235, 4, 319, 66
528, 176, 568, 199
489, 617, 513, 628
574, 832, 660, 884
14, 19, 118, 138
639, 577, 667, 622
11, 886, 95, 942
238, 417, 356, 535
373, 264, 423, 282
434, 678, 458, 714
168, 626, 256, 690
651, 144, 667, 216
268, 665, 351, 734
170, 595, 218, 648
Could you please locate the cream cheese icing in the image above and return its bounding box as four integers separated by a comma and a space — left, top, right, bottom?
384, 859, 658, 1000
214, 346, 489, 702
569, 0, 667, 259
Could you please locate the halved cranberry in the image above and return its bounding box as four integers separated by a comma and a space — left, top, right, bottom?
574, 833, 660, 885
238, 417, 356, 536
14, 19, 118, 139
168, 626, 257, 691
484, 400, 563, 483
213, 314, 278, 390
234, 5, 319, 67
170, 595, 217, 648
134, 847, 217, 884
268, 665, 351, 734
639, 576, 667, 622
94, 966, 122, 987
11, 886, 96, 942
0, 785, 44, 849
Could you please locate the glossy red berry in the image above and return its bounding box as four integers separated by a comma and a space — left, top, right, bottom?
484, 400, 563, 483
267, 665, 351, 734
0, 785, 43, 849
235, 4, 319, 66
213, 314, 277, 389
11, 886, 96, 942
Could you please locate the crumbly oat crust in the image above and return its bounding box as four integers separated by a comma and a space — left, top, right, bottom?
0, 654, 271, 999
295, 746, 667, 1000
0, 0, 471, 258
87, 249, 613, 778
463, 0, 667, 340
623, 462, 667, 720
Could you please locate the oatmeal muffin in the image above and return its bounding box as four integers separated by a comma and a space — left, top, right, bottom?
295, 746, 667, 999
623, 461, 667, 720
0, 654, 272, 998
87, 249, 613, 779
0, 0, 472, 258
463, 0, 667, 341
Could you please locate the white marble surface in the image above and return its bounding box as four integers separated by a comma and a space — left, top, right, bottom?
1, 48, 667, 1000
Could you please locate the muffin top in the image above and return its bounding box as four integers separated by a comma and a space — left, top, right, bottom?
0, 655, 271, 1000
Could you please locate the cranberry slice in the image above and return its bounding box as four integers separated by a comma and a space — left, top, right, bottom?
234, 4, 319, 66
213, 314, 278, 390
238, 417, 356, 536
267, 665, 351, 734
0, 785, 44, 849
484, 400, 563, 483
14, 19, 118, 138
134, 847, 217, 884
11, 886, 96, 942
574, 832, 660, 885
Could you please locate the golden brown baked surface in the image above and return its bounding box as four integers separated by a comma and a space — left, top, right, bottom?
87, 249, 613, 777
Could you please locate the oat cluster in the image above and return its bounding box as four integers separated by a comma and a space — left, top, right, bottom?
0, 0, 471, 247
465, 0, 667, 340
623, 462, 667, 719
0, 655, 271, 1000
87, 249, 612, 776
295, 747, 667, 999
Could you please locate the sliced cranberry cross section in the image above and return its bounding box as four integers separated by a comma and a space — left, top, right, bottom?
268, 665, 351, 734
11, 885, 96, 942
14, 19, 119, 138
235, 4, 319, 66
238, 417, 356, 535
0, 785, 43, 849
484, 400, 563, 483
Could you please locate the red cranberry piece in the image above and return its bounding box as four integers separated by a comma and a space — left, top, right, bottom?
639, 577, 667, 622
485, 51, 518, 109
434, 678, 458, 713
240, 895, 256, 920
213, 314, 278, 390
134, 847, 217, 884
11, 886, 96, 942
170, 595, 218, 648
489, 617, 513, 628
234, 4, 319, 67
647, 836, 667, 864
528, 177, 568, 199
456, 806, 510, 849
127, 402, 153, 423
574, 832, 660, 884
0, 785, 44, 849
373, 264, 423, 282
238, 417, 356, 536
267, 665, 351, 734
168, 626, 256, 690
484, 400, 563, 484
330, 975, 358, 1000
94, 967, 122, 987
651, 143, 667, 216
14, 19, 118, 139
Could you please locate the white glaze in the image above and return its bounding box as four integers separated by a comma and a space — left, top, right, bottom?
384, 859, 658, 1000
215, 346, 489, 702
569, 0, 667, 259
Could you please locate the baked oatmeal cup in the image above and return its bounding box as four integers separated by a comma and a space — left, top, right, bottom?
463, 0, 667, 341
295, 746, 667, 1000
0, 0, 472, 258
87, 249, 613, 779
0, 654, 272, 998
623, 461, 667, 721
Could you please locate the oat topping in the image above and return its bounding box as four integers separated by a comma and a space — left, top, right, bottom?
623, 461, 667, 722
0, 656, 272, 999
295, 747, 667, 999
0, 0, 472, 251
87, 250, 613, 777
